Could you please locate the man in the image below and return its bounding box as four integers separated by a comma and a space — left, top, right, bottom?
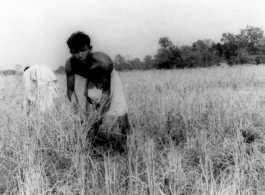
23, 64, 59, 114
65, 31, 131, 149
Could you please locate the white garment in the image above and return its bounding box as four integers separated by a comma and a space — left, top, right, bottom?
23, 65, 59, 112
86, 69, 128, 117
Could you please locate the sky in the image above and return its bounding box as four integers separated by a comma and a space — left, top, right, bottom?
0, 0, 265, 70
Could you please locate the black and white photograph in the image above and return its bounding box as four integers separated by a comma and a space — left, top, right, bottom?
0, 0, 265, 194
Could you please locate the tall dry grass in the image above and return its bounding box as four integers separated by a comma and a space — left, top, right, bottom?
1, 65, 265, 194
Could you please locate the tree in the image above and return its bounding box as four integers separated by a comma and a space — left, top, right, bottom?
158, 37, 173, 48
192, 39, 214, 51
143, 55, 152, 63
130, 58, 142, 69
114, 54, 126, 65
181, 45, 200, 68
221, 33, 241, 64
256, 37, 265, 55
240, 26, 264, 55
114, 54, 135, 71
212, 43, 224, 57
221, 26, 265, 65
143, 55, 155, 69
192, 39, 216, 66
155, 45, 182, 69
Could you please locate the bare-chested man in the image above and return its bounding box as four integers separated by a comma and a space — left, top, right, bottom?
65, 31, 131, 149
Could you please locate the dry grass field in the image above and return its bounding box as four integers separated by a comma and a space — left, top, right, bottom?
1, 64, 265, 195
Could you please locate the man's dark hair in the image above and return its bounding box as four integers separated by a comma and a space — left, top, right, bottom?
24, 66, 30, 72
67, 31, 91, 51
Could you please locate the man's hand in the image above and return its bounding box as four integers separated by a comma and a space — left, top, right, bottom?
71, 110, 86, 124
99, 93, 111, 117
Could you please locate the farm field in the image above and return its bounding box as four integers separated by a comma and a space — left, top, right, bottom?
1, 65, 265, 194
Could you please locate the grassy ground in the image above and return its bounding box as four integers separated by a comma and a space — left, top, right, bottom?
1, 65, 265, 194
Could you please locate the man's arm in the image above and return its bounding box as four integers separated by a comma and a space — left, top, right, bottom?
91, 53, 113, 118
89, 68, 111, 135
65, 61, 79, 112
99, 66, 112, 117
85, 79, 96, 114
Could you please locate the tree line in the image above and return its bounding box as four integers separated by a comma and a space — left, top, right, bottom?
114, 25, 265, 70
2, 26, 264, 75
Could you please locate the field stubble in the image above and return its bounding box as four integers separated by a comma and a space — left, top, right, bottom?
1, 65, 265, 194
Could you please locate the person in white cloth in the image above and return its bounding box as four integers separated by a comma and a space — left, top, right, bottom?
65, 31, 131, 149
22, 64, 59, 114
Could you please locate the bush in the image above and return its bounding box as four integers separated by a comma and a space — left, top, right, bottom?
227, 56, 239, 65
239, 56, 249, 64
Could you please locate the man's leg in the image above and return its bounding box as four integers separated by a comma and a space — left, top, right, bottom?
116, 113, 132, 153
85, 98, 94, 115
85, 97, 105, 146
119, 113, 132, 136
